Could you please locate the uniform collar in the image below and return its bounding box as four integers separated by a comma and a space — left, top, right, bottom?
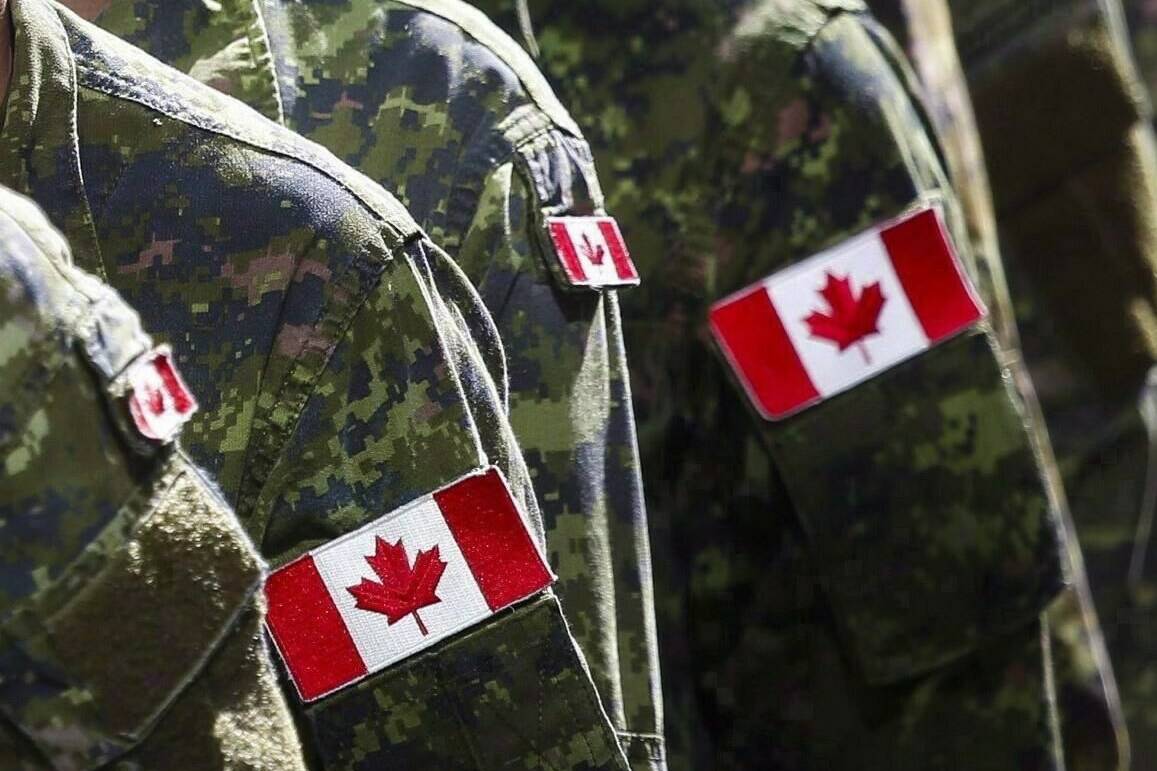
0, 0, 108, 280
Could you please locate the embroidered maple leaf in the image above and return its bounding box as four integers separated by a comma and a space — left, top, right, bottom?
803, 272, 887, 364
143, 383, 166, 415
581, 233, 606, 265
347, 537, 448, 636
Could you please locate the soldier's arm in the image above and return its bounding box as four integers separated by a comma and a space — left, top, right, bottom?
247, 225, 630, 769
454, 124, 666, 767
249, 2, 665, 760
948, 0, 1157, 400
0, 187, 305, 770
60, 2, 661, 761
689, 5, 1072, 763
717, 3, 1060, 665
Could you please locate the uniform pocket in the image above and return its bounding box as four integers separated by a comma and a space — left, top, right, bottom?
0, 457, 264, 770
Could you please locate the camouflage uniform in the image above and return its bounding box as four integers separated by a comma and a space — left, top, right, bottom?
873, 0, 1157, 764
469, 0, 1119, 768
78, 1, 666, 766
862, 2, 1137, 768
0, 184, 306, 769
0, 0, 626, 767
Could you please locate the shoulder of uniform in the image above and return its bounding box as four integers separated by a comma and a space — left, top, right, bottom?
0, 187, 71, 270
384, 0, 584, 139
59, 9, 424, 250
727, 0, 867, 53
0, 192, 63, 330
0, 188, 151, 383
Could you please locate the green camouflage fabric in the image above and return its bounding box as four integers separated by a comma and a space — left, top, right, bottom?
0, 1, 627, 767
474, 0, 1111, 768
77, 1, 667, 765
903, 0, 1157, 764
944, 0, 1157, 404
862, 3, 1133, 768
70, 0, 284, 121
0, 184, 306, 769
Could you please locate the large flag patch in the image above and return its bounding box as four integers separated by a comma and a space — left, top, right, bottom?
264, 468, 553, 702
709, 207, 985, 420
546, 216, 639, 287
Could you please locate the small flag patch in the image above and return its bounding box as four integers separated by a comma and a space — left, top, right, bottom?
546, 216, 639, 287
125, 346, 198, 442
709, 207, 985, 420
264, 467, 554, 702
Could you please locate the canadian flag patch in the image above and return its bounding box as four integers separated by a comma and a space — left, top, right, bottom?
546, 216, 639, 287
264, 467, 554, 702
709, 207, 985, 420
125, 346, 198, 442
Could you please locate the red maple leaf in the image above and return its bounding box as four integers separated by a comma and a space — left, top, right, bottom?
581, 233, 606, 265
346, 537, 448, 636
803, 272, 887, 364
145, 383, 165, 415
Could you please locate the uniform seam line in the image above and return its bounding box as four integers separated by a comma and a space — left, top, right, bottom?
383, 0, 583, 137
71, 63, 416, 253
241, 249, 388, 542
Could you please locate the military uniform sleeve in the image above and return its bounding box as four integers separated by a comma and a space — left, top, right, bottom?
70, 0, 663, 762
709, 4, 1065, 684
0, 188, 306, 770
244, 228, 628, 769
535, 4, 1076, 765
948, 0, 1157, 400
444, 110, 666, 765
644, 7, 1075, 765
256, 2, 665, 761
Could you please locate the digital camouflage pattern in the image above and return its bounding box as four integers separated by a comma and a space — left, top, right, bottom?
0, 184, 306, 769
0, 1, 626, 767
863, 3, 1133, 768
473, 0, 1111, 767
887, 0, 1157, 764
78, 0, 666, 765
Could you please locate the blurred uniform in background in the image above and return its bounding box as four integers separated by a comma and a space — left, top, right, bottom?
875, 0, 1157, 764
0, 0, 626, 767
474, 0, 1119, 768
70, 1, 667, 766
0, 185, 306, 770
1109, 1, 1157, 759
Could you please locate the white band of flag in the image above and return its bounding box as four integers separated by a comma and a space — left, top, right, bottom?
709, 207, 986, 420
264, 467, 554, 702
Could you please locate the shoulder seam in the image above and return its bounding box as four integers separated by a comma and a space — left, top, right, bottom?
386, 0, 583, 138
72, 63, 421, 256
